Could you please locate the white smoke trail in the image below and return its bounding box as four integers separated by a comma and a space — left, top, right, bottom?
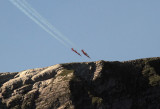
9, 0, 69, 48
19, 0, 76, 48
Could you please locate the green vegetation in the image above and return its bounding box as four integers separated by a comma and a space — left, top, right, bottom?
91, 97, 103, 105
142, 66, 154, 77
142, 60, 160, 86
58, 69, 74, 77
149, 75, 160, 86
62, 77, 69, 81
88, 91, 103, 105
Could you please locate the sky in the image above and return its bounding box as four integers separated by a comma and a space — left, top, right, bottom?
0, 0, 160, 72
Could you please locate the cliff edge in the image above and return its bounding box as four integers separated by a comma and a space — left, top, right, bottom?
0, 57, 160, 109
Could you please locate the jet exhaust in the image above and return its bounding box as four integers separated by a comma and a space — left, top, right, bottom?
9, 0, 76, 48
19, 0, 76, 48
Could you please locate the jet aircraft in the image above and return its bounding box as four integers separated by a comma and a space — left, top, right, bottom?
71, 48, 81, 56
81, 49, 90, 58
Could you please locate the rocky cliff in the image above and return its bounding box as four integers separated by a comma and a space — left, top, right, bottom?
0, 57, 160, 109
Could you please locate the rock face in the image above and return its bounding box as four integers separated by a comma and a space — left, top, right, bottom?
0, 57, 160, 109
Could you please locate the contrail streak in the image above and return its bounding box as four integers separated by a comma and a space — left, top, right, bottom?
9, 0, 69, 48
19, 0, 76, 47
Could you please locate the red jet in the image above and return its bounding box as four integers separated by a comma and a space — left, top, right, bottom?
71, 48, 81, 56
81, 49, 91, 58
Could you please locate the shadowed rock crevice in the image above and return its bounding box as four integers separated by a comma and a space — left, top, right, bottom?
0, 72, 18, 87
148, 60, 160, 75
22, 89, 39, 109
69, 75, 93, 109
0, 98, 7, 109
0, 57, 160, 109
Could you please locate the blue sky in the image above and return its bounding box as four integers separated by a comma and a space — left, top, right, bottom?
0, 0, 160, 72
